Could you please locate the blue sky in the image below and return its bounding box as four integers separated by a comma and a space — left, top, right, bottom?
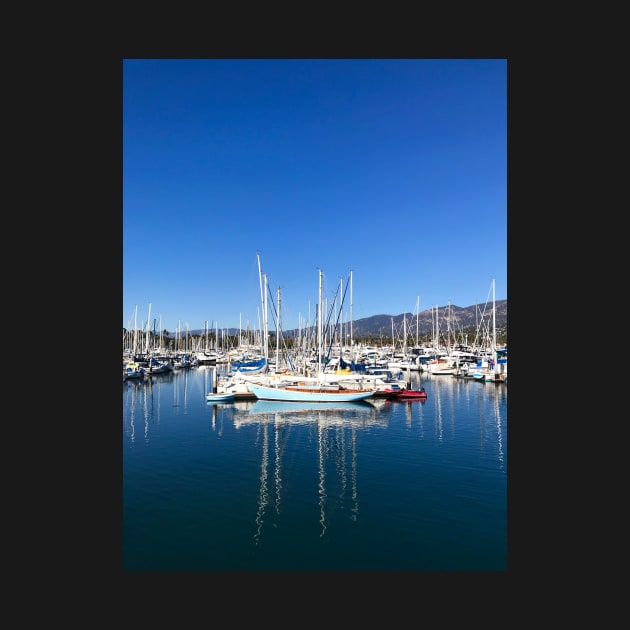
123, 58, 506, 334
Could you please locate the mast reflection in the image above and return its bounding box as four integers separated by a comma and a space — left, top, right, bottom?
234, 400, 384, 544
123, 371, 172, 443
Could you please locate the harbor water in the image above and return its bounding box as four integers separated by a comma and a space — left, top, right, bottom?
122, 367, 507, 571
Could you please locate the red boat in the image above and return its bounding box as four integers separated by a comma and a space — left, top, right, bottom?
385, 387, 427, 400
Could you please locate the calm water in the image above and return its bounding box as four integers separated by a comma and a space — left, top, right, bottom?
123, 367, 507, 571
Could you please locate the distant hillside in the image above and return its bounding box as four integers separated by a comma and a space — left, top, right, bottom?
349, 300, 507, 338
170, 300, 507, 338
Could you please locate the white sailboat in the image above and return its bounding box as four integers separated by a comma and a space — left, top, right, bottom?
247, 381, 375, 403
206, 367, 235, 402
472, 279, 507, 383
247, 269, 375, 403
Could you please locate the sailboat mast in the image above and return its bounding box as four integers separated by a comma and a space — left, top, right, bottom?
263, 273, 269, 361
257, 253, 267, 360
144, 303, 152, 354
492, 278, 497, 371
350, 270, 354, 352
339, 276, 343, 352
403, 313, 407, 356
447, 301, 451, 354
416, 296, 420, 346
276, 286, 281, 372
133, 305, 138, 355
317, 269, 323, 376
434, 306, 439, 351
159, 315, 163, 352
257, 253, 264, 311
391, 317, 394, 351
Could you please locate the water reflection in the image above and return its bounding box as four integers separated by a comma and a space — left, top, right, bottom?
232, 400, 383, 542
122, 370, 174, 441
254, 423, 270, 544
237, 400, 384, 428
123, 370, 506, 470
495, 391, 505, 472
398, 374, 507, 464
123, 368, 507, 568
123, 367, 507, 568
317, 422, 326, 537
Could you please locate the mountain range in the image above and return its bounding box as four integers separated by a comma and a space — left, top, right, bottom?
179, 300, 507, 338
342, 300, 507, 338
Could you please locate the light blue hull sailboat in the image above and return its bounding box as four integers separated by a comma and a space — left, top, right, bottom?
247, 382, 375, 403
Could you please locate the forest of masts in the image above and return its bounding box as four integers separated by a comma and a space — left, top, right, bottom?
122, 315, 507, 357
124, 264, 506, 357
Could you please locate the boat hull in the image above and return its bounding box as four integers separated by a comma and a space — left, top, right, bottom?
385, 388, 427, 400
206, 393, 235, 403
248, 383, 374, 402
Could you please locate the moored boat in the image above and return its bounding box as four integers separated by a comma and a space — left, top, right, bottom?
123, 361, 146, 380
231, 357, 268, 374
145, 357, 173, 374
206, 392, 236, 403
384, 386, 427, 400
247, 382, 375, 403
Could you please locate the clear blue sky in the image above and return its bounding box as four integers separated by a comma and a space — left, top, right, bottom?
123, 58, 506, 334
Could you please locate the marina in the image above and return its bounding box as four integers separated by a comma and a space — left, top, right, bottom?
124, 268, 507, 394
122, 60, 508, 572
123, 365, 507, 571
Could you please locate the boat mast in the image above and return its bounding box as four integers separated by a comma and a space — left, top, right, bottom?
447, 301, 451, 355
133, 305, 138, 356
434, 306, 439, 352
391, 317, 394, 353
317, 268, 323, 377
257, 253, 269, 362
403, 313, 407, 357
350, 269, 354, 354
492, 278, 497, 372
144, 303, 152, 354
415, 296, 420, 347
159, 315, 163, 352
263, 273, 268, 362
276, 285, 281, 372
339, 276, 343, 353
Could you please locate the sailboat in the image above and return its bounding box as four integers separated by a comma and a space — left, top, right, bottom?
206, 367, 235, 403
471, 279, 507, 383
247, 269, 375, 403
247, 381, 375, 403
230, 254, 269, 376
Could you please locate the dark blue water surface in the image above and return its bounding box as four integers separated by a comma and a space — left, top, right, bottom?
123, 368, 507, 571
